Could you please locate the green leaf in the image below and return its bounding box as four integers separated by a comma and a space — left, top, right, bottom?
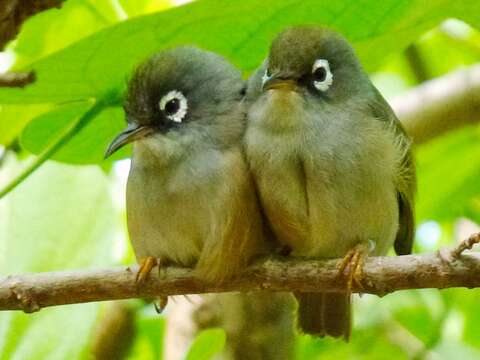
119, 0, 172, 17
21, 104, 129, 164
0, 0, 477, 171
0, 104, 52, 146
1, 0, 478, 169
2, 0, 479, 105
416, 125, 480, 223
0, 159, 118, 359
12, 0, 119, 69
128, 308, 166, 360
0, 101, 108, 199
185, 328, 226, 360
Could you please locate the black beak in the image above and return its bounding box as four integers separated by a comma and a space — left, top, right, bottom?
263, 77, 299, 92
104, 123, 153, 159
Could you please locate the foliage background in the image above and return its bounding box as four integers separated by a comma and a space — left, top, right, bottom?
1, 0, 480, 358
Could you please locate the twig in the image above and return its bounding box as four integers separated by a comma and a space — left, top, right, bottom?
0, 71, 35, 87
1, 251, 480, 312
0, 0, 65, 50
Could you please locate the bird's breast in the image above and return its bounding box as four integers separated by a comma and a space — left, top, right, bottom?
246, 106, 400, 258
126, 150, 226, 266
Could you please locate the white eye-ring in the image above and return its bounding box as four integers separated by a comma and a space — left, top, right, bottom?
261, 68, 271, 87
312, 59, 333, 92
159, 90, 188, 123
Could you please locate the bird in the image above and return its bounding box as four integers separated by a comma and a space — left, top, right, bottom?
105, 47, 268, 301
244, 26, 416, 339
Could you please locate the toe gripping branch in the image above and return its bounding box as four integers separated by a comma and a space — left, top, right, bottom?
336, 241, 374, 292
135, 257, 168, 313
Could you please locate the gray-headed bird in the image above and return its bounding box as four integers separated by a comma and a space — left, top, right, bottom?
106, 47, 267, 299
245, 27, 416, 339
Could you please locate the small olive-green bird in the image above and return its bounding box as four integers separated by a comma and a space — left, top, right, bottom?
245, 27, 416, 339
105, 47, 267, 287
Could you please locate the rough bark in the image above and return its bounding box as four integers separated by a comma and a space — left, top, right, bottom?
1, 247, 480, 313
0, 0, 64, 49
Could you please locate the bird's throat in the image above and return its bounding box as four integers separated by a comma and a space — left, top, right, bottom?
260, 90, 305, 131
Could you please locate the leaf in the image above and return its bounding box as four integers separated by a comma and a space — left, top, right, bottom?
128, 309, 166, 360
0, 104, 52, 146
185, 328, 226, 360
119, 0, 172, 17
0, 0, 477, 168
0, 101, 109, 199
0, 159, 118, 359
416, 125, 480, 223
20, 104, 129, 164
2, 0, 480, 105
12, 0, 123, 68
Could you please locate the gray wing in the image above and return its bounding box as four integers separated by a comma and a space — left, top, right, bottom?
369, 87, 416, 255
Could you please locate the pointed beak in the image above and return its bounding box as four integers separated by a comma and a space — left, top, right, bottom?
104, 123, 153, 159
263, 77, 298, 92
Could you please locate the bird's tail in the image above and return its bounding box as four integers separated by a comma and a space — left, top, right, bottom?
295, 292, 351, 340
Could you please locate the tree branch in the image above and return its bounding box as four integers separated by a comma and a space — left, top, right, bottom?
0, 71, 35, 87
390, 64, 480, 144
2, 248, 480, 313
0, 0, 65, 50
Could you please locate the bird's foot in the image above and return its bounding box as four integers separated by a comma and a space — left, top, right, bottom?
136, 257, 169, 313
135, 256, 158, 284
336, 241, 374, 292
154, 296, 168, 314
438, 232, 480, 265
154, 258, 171, 313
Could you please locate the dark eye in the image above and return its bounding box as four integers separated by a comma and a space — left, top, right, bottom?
159, 90, 188, 123
313, 67, 327, 82
164, 98, 180, 115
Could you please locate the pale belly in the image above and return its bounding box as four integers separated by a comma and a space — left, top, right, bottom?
126, 162, 222, 266
255, 159, 398, 258
247, 126, 399, 259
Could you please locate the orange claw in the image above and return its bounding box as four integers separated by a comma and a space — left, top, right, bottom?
136, 256, 158, 284
336, 242, 372, 291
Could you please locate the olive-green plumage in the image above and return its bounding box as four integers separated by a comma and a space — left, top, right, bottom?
245, 27, 416, 339
106, 47, 268, 284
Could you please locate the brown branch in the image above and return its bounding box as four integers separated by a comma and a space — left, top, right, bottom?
0, 0, 65, 50
391, 63, 480, 144
0, 0, 64, 89
0, 70, 35, 87
1, 248, 480, 313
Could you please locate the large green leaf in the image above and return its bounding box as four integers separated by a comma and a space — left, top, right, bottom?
0, 104, 51, 146
416, 125, 480, 223
0, 159, 118, 359
2, 0, 480, 105
12, 0, 122, 69
1, 0, 479, 166
20, 104, 129, 164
